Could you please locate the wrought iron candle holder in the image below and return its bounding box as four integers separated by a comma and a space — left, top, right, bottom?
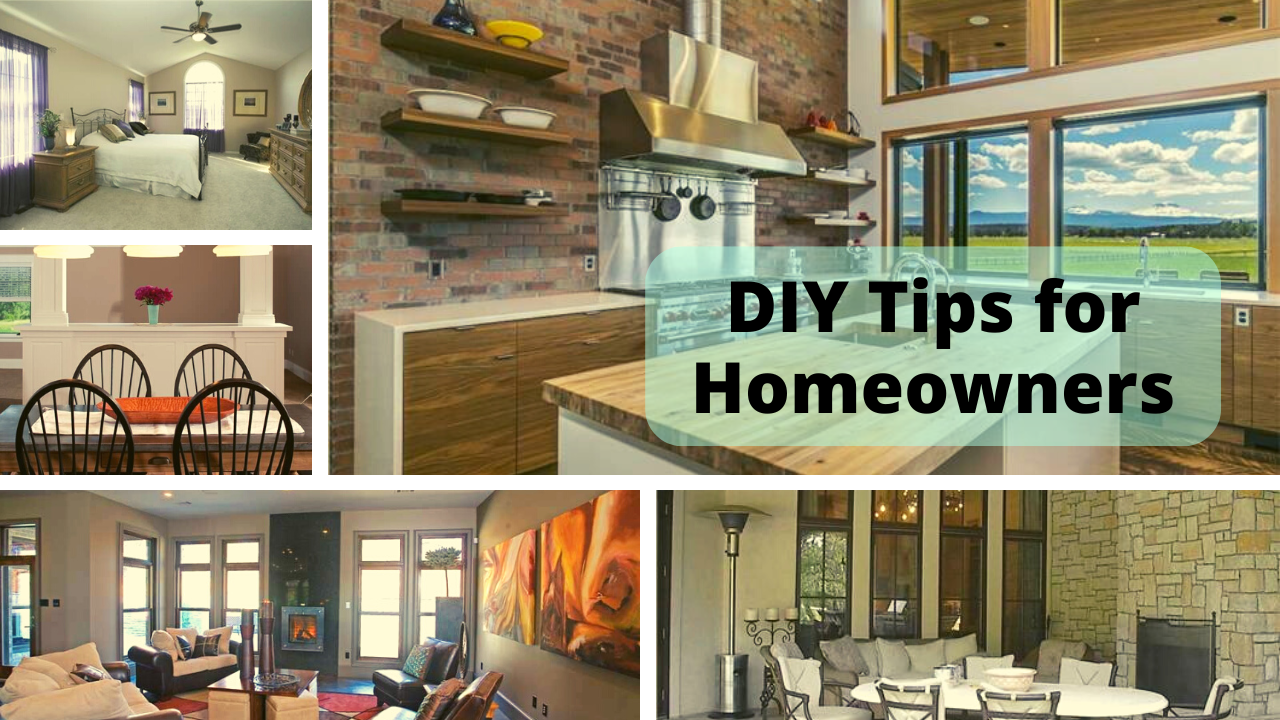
744, 614, 796, 719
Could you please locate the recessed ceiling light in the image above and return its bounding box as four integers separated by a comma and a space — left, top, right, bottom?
1218, 14, 1237, 22
968, 15, 990, 26
1002, 23, 1011, 28
162, 491, 174, 498
994, 41, 1007, 48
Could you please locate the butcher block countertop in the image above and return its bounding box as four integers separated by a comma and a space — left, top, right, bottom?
542, 306, 1119, 475
355, 291, 648, 333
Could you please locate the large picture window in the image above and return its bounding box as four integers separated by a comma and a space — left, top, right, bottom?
356, 534, 405, 662
222, 539, 262, 650
1057, 98, 1265, 287
894, 0, 1028, 93
871, 490, 921, 639
417, 533, 466, 644
176, 540, 212, 632
183, 61, 225, 153
0, 258, 32, 335
121, 530, 156, 659
1003, 490, 1046, 657
939, 491, 985, 638
796, 491, 851, 645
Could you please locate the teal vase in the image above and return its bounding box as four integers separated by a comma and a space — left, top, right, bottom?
147, 305, 159, 325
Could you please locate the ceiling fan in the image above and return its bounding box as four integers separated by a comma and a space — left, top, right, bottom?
161, 0, 242, 44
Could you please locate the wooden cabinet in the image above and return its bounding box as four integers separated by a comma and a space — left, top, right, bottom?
269, 130, 311, 213
1250, 306, 1279, 432
1220, 305, 1234, 425
33, 147, 97, 211
402, 322, 518, 474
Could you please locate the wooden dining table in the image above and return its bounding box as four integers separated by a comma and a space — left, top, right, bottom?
0, 403, 313, 474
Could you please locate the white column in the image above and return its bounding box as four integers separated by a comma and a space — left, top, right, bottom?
30, 257, 69, 326
987, 491, 1005, 655
922, 490, 941, 638
238, 252, 275, 326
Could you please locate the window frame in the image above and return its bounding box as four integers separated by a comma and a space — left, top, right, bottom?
1, 520, 40, 663
174, 538, 213, 631
120, 528, 157, 660
182, 60, 226, 132
938, 491, 988, 639
794, 491, 853, 644
353, 532, 408, 664
414, 530, 472, 646
869, 490, 924, 640
220, 535, 264, 637
0, 255, 34, 340
1001, 490, 1049, 657
1053, 96, 1268, 290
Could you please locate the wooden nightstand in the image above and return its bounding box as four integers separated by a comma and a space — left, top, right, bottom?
33, 146, 98, 212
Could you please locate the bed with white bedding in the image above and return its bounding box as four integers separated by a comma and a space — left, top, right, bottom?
79, 131, 204, 200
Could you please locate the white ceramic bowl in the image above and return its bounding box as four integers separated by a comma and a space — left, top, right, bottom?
984, 668, 1036, 693
407, 89, 491, 119
493, 106, 557, 130
827, 210, 850, 219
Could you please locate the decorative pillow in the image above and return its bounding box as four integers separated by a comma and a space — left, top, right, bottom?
965, 654, 1014, 683
403, 644, 436, 680
414, 677, 465, 720
13, 658, 75, 690
1035, 639, 1085, 683
189, 634, 220, 659
114, 120, 136, 139
25, 643, 105, 673
904, 639, 946, 673
0, 679, 132, 720
128, 121, 149, 136
98, 124, 125, 143
176, 636, 192, 659
819, 636, 868, 675
150, 630, 181, 660
206, 626, 233, 655
772, 640, 804, 660
0, 668, 61, 703
876, 638, 911, 678
69, 664, 107, 684
856, 640, 881, 678
166, 627, 197, 658
945, 634, 979, 664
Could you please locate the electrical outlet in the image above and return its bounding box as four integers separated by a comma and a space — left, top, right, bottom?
52, 599, 60, 607
532, 696, 538, 708
345, 652, 350, 659
583, 254, 597, 272
542, 703, 548, 717
1236, 306, 1251, 327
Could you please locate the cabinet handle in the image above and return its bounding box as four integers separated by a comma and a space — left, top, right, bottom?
583, 339, 602, 346
453, 326, 477, 332
494, 354, 515, 361
582, 311, 602, 316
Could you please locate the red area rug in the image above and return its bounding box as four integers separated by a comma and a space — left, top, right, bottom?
155, 697, 207, 714
317, 692, 381, 713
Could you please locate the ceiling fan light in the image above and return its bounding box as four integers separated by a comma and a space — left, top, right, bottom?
192, 31, 207, 41
124, 245, 183, 258
213, 245, 272, 257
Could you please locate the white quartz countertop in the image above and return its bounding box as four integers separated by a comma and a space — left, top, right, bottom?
356, 291, 650, 333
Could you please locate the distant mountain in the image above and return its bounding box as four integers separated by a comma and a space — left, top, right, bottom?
903, 208, 1232, 230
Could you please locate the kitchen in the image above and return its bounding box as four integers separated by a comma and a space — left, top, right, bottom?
333, 0, 1279, 475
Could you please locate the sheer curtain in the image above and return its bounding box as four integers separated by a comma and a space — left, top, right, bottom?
0, 29, 48, 217
129, 79, 144, 122
184, 79, 225, 153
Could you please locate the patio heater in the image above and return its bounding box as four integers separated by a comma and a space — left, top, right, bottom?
704, 505, 771, 719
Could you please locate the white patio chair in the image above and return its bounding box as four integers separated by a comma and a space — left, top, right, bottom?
875, 680, 945, 720
977, 689, 1062, 720
1158, 678, 1244, 720
777, 655, 873, 720
1059, 657, 1116, 687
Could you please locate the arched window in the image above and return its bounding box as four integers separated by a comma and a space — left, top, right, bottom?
183, 61, 225, 152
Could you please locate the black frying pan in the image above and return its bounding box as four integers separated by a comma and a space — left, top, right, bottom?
691, 179, 717, 221
653, 177, 682, 222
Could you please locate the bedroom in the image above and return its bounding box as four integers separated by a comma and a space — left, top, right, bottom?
0, 0, 312, 231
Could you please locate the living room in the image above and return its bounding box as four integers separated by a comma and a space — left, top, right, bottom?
0, 489, 639, 720
658, 490, 1278, 720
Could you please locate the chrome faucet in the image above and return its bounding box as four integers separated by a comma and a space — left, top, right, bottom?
890, 252, 951, 324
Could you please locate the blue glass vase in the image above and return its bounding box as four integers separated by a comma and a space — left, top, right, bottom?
433, 0, 476, 36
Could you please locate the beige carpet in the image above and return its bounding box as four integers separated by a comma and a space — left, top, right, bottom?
0, 153, 310, 231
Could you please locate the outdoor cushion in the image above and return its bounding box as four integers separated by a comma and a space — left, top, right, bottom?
944, 635, 978, 664
877, 638, 912, 678
0, 679, 131, 720
965, 655, 1014, 683
1060, 658, 1112, 686
0, 668, 60, 703
14, 658, 75, 689
172, 654, 237, 677
1035, 639, 1085, 683
904, 640, 945, 673
858, 640, 882, 678
821, 636, 869, 675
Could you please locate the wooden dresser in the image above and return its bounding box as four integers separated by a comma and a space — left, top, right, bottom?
33, 146, 97, 211
269, 130, 311, 213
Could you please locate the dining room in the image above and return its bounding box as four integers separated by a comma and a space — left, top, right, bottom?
656, 490, 1277, 720
0, 243, 313, 474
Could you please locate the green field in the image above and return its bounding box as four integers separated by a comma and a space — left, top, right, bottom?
0, 302, 30, 335
901, 235, 1259, 283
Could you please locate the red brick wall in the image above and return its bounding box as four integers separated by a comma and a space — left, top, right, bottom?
330, 0, 848, 472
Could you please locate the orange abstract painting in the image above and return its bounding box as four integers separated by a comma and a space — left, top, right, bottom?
539, 489, 640, 677
480, 528, 537, 644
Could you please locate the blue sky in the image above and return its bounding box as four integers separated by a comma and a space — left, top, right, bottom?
900, 106, 1260, 220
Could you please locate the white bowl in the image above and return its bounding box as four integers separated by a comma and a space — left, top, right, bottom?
493, 106, 557, 129
984, 668, 1036, 693
827, 210, 850, 219
407, 89, 491, 119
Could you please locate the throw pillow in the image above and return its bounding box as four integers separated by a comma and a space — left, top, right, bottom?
166, 628, 197, 659
150, 630, 180, 660
856, 640, 881, 678
819, 636, 868, 676
773, 641, 804, 660
1035, 639, 1085, 683
403, 643, 436, 680
25, 643, 104, 674
945, 634, 978, 664
0, 679, 131, 720
14, 658, 75, 690
0, 668, 61, 703
904, 639, 946, 673
69, 664, 107, 684
176, 637, 192, 659
189, 635, 220, 659
414, 678, 466, 720
98, 124, 124, 143
128, 122, 149, 136
965, 654, 1014, 683
206, 626, 233, 655
114, 120, 136, 139
876, 638, 911, 678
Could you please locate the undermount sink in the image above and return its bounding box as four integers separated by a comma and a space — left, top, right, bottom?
822, 321, 927, 348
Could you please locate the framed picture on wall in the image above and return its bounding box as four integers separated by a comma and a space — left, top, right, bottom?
233, 89, 269, 117
149, 91, 176, 116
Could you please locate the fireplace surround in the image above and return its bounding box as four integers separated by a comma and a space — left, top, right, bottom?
281, 606, 325, 652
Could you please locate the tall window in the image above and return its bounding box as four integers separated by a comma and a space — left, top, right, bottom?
1059, 0, 1263, 65
357, 534, 405, 661
0, 30, 48, 218
121, 531, 156, 658
897, 128, 1031, 274
797, 491, 851, 645
129, 79, 144, 122
1, 522, 37, 665
183, 61, 225, 152
0, 258, 32, 335
871, 490, 921, 639
1003, 490, 1046, 657
939, 491, 985, 638
417, 533, 466, 643
222, 539, 262, 649
176, 540, 212, 631
894, 0, 1028, 93
1057, 98, 1264, 287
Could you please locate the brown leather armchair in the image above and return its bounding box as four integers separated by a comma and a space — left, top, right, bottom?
372, 639, 461, 709
369, 672, 502, 720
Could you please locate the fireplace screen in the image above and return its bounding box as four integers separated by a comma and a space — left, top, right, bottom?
1136, 612, 1215, 709
281, 606, 325, 652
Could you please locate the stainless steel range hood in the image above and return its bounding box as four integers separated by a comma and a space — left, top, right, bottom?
599, 32, 807, 179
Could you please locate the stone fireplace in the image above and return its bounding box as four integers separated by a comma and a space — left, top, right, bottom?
281, 607, 325, 652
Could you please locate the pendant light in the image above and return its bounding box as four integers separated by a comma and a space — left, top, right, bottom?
123, 245, 183, 258
213, 245, 272, 257
33, 246, 94, 259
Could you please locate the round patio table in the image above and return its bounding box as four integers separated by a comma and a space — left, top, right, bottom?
850, 681, 1169, 717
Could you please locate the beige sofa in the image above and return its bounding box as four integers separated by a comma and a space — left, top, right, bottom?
2, 642, 180, 719
815, 635, 984, 689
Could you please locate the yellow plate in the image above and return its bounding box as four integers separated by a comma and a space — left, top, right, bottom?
486, 20, 543, 49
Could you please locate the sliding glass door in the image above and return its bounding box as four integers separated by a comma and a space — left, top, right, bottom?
121, 530, 156, 658
2, 523, 37, 665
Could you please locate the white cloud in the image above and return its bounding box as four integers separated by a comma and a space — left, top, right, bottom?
1184, 110, 1258, 143
968, 153, 993, 172
902, 182, 921, 196
1131, 203, 1201, 218
1065, 206, 1093, 215
1064, 140, 1198, 169
1078, 121, 1146, 136
979, 142, 1028, 173
901, 153, 921, 170
1016, 181, 1029, 190
1083, 169, 1117, 183
1213, 141, 1258, 164
969, 174, 1008, 189
1222, 170, 1258, 183
1064, 176, 1251, 198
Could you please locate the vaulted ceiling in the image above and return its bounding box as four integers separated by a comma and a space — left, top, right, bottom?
0, 0, 311, 77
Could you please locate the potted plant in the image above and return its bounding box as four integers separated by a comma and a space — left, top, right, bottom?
135, 285, 174, 325
38, 109, 61, 151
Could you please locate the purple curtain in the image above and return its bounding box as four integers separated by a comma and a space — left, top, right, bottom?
0, 29, 48, 217
129, 79, 144, 122
183, 80, 225, 153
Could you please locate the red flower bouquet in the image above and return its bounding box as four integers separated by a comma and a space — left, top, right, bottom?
135, 285, 173, 306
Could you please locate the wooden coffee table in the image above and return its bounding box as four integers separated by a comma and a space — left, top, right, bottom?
208, 669, 319, 720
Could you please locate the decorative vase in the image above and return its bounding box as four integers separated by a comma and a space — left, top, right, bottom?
238, 614, 256, 680
42, 135, 55, 151
432, 0, 476, 35
259, 599, 276, 675
147, 305, 159, 325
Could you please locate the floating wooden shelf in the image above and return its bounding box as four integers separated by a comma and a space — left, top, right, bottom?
381, 108, 572, 146
785, 217, 877, 227
786, 126, 876, 150
381, 19, 571, 80
382, 199, 569, 217
799, 172, 876, 188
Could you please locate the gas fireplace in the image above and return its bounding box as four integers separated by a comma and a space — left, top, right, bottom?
281, 606, 325, 652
